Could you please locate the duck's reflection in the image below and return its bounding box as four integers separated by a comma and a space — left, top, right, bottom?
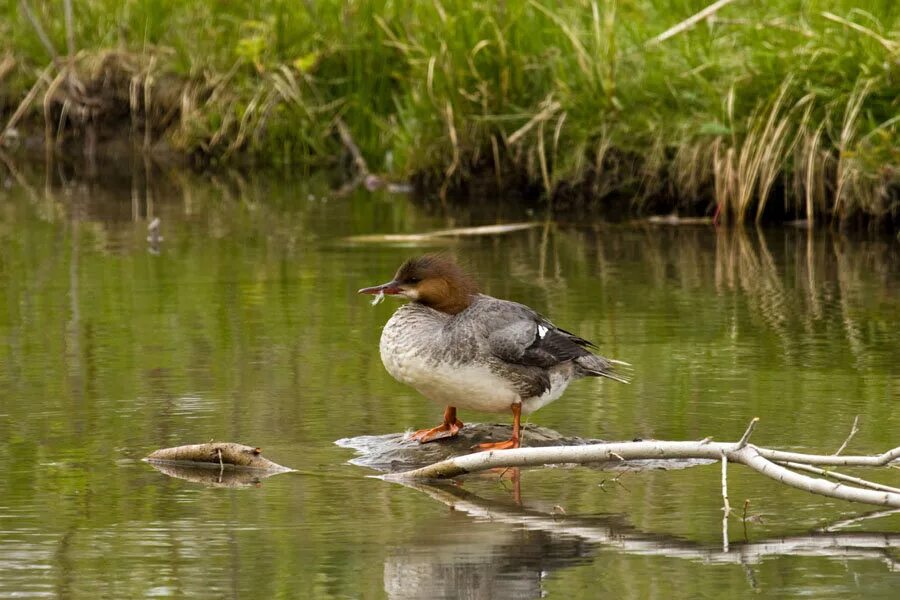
385, 523, 591, 599
385, 480, 593, 600
384, 477, 900, 599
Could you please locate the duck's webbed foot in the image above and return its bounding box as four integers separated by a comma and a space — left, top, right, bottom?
473, 402, 522, 451
410, 406, 464, 443
475, 438, 519, 451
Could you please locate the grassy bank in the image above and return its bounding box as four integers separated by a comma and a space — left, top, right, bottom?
0, 1, 897, 223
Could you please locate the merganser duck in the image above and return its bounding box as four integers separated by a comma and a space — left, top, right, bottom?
359, 255, 628, 450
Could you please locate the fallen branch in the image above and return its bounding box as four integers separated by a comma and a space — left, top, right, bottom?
385, 420, 900, 508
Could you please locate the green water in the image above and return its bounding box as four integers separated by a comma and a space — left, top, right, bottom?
1, 164, 898, 599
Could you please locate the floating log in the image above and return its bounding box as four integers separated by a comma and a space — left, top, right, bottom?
344, 222, 541, 244
144, 442, 293, 473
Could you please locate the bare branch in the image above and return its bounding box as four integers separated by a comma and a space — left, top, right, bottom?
386, 439, 900, 508
779, 461, 900, 494
756, 446, 900, 467
834, 415, 860, 456
734, 447, 899, 507
736, 417, 759, 449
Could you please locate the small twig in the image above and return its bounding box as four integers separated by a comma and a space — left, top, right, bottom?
834, 415, 860, 456
741, 499, 751, 541
598, 469, 631, 493
736, 417, 759, 449
721, 454, 730, 552
334, 117, 370, 177
646, 0, 739, 47
215, 447, 225, 482
507, 96, 560, 146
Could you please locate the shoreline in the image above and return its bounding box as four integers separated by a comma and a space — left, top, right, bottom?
2, 140, 897, 235
1, 1, 897, 226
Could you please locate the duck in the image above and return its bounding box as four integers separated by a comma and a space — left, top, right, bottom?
359, 255, 628, 450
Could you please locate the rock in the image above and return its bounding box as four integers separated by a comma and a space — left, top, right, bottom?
336, 424, 709, 473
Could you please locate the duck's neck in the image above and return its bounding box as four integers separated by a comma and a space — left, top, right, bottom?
421, 291, 475, 315
416, 279, 478, 315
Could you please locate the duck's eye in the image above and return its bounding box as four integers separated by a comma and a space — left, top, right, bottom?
406, 277, 421, 284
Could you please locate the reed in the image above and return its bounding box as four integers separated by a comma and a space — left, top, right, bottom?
0, 0, 897, 223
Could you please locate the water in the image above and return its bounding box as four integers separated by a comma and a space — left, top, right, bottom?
1, 163, 898, 598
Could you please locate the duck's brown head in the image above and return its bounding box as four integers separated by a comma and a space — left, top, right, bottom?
358, 255, 478, 315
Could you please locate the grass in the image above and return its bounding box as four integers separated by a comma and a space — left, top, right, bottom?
0, 0, 897, 223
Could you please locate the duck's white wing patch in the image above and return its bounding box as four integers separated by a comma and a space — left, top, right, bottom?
537, 324, 549, 339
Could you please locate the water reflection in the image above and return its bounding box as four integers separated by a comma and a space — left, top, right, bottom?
1, 155, 898, 598
145, 461, 284, 488
386, 480, 900, 598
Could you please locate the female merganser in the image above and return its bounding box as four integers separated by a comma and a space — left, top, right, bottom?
359, 255, 628, 450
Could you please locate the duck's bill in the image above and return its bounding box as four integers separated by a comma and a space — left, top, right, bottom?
358, 281, 403, 295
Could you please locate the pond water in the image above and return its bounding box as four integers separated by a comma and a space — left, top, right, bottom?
1, 161, 898, 598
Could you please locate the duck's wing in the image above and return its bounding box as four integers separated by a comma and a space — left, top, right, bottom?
484, 299, 629, 383
485, 301, 593, 368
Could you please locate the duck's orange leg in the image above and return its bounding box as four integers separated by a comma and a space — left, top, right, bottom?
477, 403, 522, 451
410, 406, 464, 443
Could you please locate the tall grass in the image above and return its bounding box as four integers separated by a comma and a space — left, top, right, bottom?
0, 0, 897, 222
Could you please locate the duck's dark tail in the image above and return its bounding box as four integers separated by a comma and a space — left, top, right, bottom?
574, 355, 631, 384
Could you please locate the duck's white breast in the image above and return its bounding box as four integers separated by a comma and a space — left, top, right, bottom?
381, 341, 519, 413
379, 306, 520, 413
378, 302, 576, 415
